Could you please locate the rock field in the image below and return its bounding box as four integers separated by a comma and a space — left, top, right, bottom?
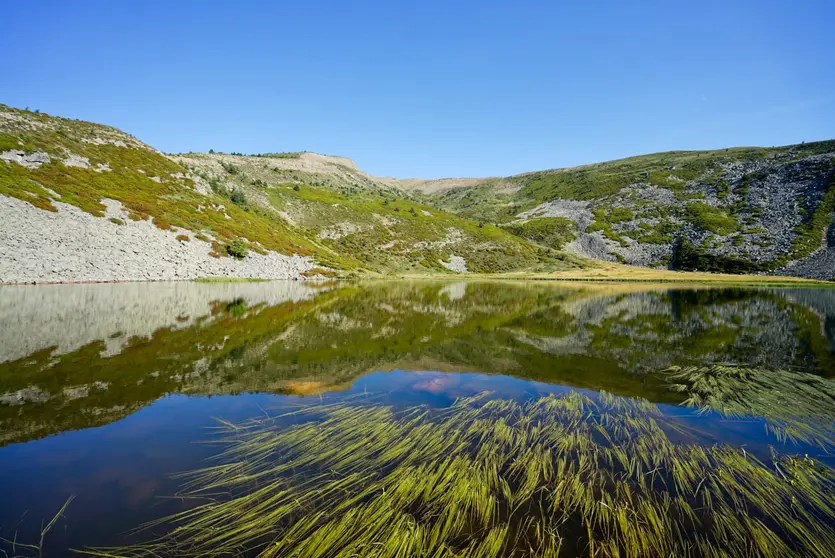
0, 195, 316, 284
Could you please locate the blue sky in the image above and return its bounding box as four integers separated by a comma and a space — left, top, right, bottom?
2, 0, 833, 178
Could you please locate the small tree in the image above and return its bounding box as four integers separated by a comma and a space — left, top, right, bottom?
293, 184, 301, 192
227, 240, 248, 259
209, 148, 215, 154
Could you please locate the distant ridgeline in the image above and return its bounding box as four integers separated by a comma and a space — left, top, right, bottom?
1, 103, 833, 280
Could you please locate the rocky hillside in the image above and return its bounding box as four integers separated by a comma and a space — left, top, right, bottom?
405, 143, 835, 280
0, 105, 571, 283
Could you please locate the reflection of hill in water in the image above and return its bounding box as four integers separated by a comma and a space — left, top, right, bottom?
0, 281, 322, 364
0, 281, 833, 446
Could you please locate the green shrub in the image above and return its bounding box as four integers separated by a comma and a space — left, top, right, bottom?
224, 297, 248, 317
227, 239, 248, 259
592, 207, 634, 224
230, 188, 248, 210
503, 217, 576, 249
674, 239, 763, 274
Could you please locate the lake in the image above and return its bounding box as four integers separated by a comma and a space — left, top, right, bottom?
1, 280, 834, 557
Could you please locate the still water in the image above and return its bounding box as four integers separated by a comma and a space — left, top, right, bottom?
0, 280, 833, 557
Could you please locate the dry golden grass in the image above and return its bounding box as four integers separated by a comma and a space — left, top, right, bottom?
395, 260, 832, 287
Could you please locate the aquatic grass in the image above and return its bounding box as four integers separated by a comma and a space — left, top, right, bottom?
665, 365, 835, 451
85, 390, 835, 558
0, 494, 75, 558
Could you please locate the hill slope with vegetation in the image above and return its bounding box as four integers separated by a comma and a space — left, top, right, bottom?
403, 143, 835, 279
2, 103, 832, 282
0, 105, 574, 283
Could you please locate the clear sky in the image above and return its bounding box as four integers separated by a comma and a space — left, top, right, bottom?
2, 0, 833, 179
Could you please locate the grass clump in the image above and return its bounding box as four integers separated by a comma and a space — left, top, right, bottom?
93, 390, 835, 558
685, 201, 740, 235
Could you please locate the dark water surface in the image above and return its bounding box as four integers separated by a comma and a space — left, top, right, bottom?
1, 280, 834, 556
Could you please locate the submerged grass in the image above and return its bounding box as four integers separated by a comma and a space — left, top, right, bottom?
87, 390, 835, 558
0, 494, 75, 557
665, 365, 835, 451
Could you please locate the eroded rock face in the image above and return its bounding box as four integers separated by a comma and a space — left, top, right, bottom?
439, 254, 468, 273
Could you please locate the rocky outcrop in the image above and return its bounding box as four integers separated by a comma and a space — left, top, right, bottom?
517, 152, 835, 277
775, 219, 835, 280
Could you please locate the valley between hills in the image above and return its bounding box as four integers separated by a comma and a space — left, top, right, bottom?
1, 103, 833, 285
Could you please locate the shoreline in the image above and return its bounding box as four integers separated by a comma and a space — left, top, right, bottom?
2, 270, 831, 288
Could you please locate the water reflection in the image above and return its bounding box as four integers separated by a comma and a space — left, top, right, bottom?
1, 281, 834, 447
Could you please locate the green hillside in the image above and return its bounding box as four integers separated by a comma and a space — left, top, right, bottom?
0, 105, 576, 276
